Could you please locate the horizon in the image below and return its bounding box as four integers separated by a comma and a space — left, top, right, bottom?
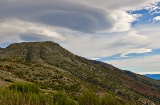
0, 0, 160, 74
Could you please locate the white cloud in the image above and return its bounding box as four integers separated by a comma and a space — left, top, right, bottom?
83, 0, 157, 10
121, 31, 148, 44
0, 19, 65, 44
145, 1, 160, 10
144, 1, 160, 15
108, 10, 135, 32
153, 16, 160, 21
106, 55, 160, 74
90, 58, 100, 60
132, 14, 142, 19
134, 23, 160, 49
120, 48, 152, 57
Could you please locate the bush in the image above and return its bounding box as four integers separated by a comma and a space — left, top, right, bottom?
15, 71, 24, 77
100, 95, 122, 105
8, 82, 40, 94
0, 86, 78, 105
77, 91, 100, 105
77, 91, 123, 105
52, 91, 78, 105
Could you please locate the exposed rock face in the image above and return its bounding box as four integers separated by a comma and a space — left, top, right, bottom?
137, 98, 155, 105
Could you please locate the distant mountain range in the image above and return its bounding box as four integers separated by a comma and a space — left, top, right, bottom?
145, 74, 160, 80
0, 41, 160, 104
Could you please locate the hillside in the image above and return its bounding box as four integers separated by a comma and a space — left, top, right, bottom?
0, 41, 160, 105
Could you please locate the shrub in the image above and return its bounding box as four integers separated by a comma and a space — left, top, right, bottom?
52, 91, 78, 105
15, 71, 24, 77
100, 95, 122, 105
77, 91, 123, 105
77, 91, 100, 105
8, 82, 40, 94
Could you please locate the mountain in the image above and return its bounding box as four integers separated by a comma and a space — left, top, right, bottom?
0, 41, 160, 105
145, 74, 160, 80
0, 47, 3, 50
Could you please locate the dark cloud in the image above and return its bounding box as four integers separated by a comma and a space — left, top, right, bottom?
0, 0, 112, 33
33, 11, 112, 33
20, 33, 54, 42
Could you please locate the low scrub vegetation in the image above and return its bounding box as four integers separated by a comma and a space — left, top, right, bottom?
8, 82, 40, 94
77, 91, 123, 105
0, 82, 123, 105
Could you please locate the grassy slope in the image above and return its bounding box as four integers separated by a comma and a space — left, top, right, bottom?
0, 82, 128, 105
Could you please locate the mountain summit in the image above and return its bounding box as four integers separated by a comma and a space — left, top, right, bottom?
0, 41, 68, 62
0, 41, 160, 104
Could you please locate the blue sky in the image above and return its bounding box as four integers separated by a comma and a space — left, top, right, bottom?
130, 2, 160, 25
0, 0, 160, 74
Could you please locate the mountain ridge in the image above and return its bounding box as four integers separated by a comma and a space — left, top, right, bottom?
0, 41, 160, 105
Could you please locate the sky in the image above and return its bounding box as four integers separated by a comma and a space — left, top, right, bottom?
0, 0, 160, 74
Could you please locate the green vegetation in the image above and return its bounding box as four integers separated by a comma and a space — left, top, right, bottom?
0, 82, 123, 105
8, 82, 40, 94
77, 91, 123, 105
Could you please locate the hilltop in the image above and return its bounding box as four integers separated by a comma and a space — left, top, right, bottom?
0, 41, 160, 105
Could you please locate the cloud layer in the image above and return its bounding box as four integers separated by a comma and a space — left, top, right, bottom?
106, 54, 160, 74
0, 0, 160, 73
